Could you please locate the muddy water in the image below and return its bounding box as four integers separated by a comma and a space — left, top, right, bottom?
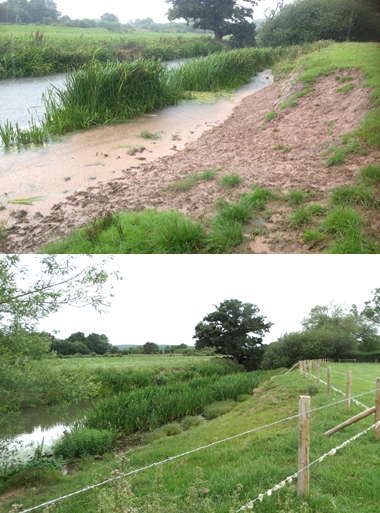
0, 73, 67, 127
0, 70, 273, 224
2, 401, 94, 461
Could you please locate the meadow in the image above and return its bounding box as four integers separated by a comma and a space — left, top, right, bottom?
1, 363, 379, 512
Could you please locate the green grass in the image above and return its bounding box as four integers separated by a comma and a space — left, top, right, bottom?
329, 185, 375, 208
0, 28, 224, 79
284, 189, 309, 205
336, 83, 354, 94
4, 367, 380, 513
166, 169, 218, 192
288, 207, 312, 227
264, 111, 277, 122
219, 173, 243, 188
41, 184, 276, 254
141, 130, 160, 140
279, 86, 310, 110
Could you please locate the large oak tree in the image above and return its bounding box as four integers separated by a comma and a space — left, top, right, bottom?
193, 299, 272, 369
166, 0, 260, 41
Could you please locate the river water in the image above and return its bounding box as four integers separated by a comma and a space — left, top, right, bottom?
0, 67, 273, 228
2, 401, 94, 462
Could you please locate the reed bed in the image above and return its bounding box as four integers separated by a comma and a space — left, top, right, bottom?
85, 371, 264, 433
43, 58, 182, 132
168, 48, 273, 92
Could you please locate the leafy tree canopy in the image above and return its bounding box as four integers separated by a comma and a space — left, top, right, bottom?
262, 302, 380, 370
100, 12, 119, 23
142, 342, 161, 354
258, 0, 380, 47
193, 299, 272, 369
166, 0, 260, 42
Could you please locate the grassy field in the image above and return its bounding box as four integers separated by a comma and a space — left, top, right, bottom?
319, 362, 380, 402
47, 354, 216, 371
1, 364, 379, 512
0, 25, 206, 41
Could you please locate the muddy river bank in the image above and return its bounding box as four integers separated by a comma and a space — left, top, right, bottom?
0, 70, 273, 226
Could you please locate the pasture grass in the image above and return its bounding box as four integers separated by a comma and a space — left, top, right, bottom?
219, 173, 243, 188
4, 366, 380, 513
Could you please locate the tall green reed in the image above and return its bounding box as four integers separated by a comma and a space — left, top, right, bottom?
85, 372, 264, 433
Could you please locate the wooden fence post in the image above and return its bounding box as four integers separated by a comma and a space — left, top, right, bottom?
298, 396, 310, 497
346, 370, 351, 411
316, 361, 320, 387
309, 361, 312, 381
375, 377, 380, 440
299, 361, 303, 375
303, 361, 307, 378
327, 366, 331, 396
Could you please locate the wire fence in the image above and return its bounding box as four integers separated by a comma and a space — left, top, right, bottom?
20, 366, 380, 513
236, 419, 380, 511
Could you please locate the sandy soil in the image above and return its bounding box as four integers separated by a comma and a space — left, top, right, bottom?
1, 68, 378, 254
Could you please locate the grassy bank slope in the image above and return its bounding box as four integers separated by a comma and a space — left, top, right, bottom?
2, 369, 379, 512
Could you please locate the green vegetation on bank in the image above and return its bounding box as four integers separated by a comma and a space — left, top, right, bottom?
40, 186, 275, 254
0, 30, 224, 79
85, 372, 264, 433
2, 369, 380, 513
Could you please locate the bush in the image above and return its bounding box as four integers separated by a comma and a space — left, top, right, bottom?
53, 428, 114, 460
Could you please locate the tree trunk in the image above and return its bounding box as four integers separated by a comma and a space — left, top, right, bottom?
213, 26, 223, 41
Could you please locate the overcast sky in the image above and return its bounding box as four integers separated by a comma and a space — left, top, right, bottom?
54, 0, 290, 24
36, 255, 378, 347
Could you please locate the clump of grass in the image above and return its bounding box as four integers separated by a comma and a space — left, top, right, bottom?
288, 207, 312, 226
141, 130, 160, 140
336, 76, 356, 83
167, 169, 217, 192
321, 206, 365, 235
41, 210, 207, 254
53, 428, 114, 460
219, 173, 242, 188
206, 220, 244, 253
302, 230, 325, 244
199, 169, 216, 181
330, 184, 375, 208
359, 164, 380, 185
264, 111, 277, 122
214, 201, 252, 224
273, 143, 292, 152
279, 86, 310, 110
284, 189, 308, 205
308, 204, 326, 216
336, 83, 354, 94
325, 151, 346, 167
240, 187, 275, 211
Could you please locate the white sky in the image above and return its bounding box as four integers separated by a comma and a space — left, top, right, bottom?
36, 255, 379, 347
54, 0, 290, 24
